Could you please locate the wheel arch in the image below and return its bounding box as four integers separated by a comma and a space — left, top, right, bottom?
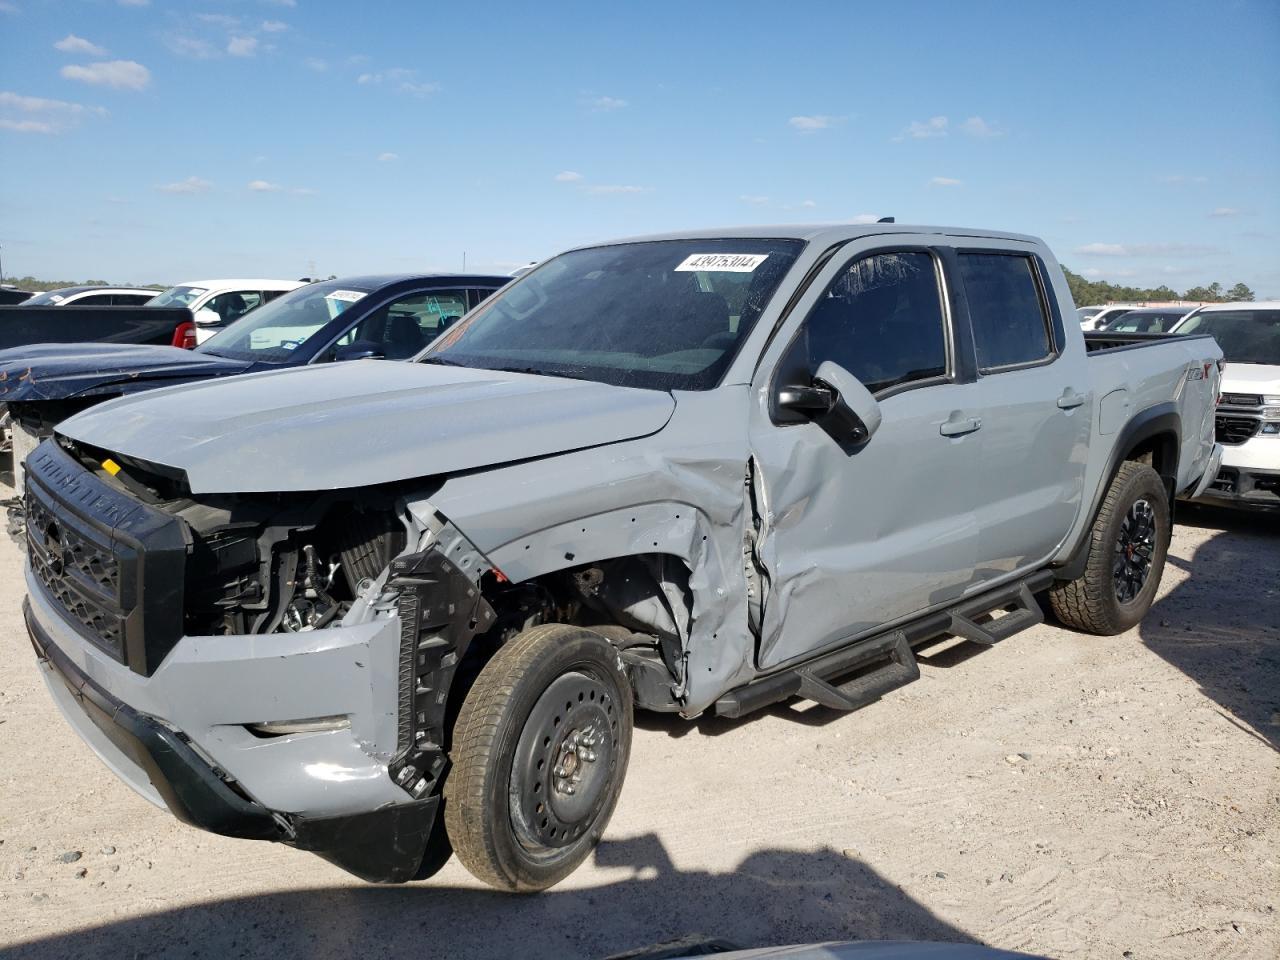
1055, 402, 1180, 582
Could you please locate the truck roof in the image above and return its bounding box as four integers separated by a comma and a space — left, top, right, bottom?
582, 222, 1042, 248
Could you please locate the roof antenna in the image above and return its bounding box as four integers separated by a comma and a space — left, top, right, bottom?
877, 216, 895, 223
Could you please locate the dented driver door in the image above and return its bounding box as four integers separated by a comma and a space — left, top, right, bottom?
746, 242, 986, 670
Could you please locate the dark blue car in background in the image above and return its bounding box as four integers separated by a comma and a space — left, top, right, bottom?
1, 272, 508, 440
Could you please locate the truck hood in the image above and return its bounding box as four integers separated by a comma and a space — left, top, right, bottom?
0, 343, 250, 402
57, 360, 677, 494
1220, 362, 1280, 394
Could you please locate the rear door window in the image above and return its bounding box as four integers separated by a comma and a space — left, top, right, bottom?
959, 253, 1053, 371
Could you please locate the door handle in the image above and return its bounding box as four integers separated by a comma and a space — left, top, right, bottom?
940, 415, 982, 437
1057, 389, 1085, 410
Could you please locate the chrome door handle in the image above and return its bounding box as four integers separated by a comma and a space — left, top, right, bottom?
940, 416, 982, 437
1057, 390, 1085, 410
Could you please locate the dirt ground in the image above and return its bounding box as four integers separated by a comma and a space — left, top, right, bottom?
1, 503, 1276, 960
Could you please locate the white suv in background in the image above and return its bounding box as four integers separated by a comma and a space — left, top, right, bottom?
1174, 301, 1280, 509
147, 278, 306, 343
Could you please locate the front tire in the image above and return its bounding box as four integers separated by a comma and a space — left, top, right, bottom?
444, 624, 633, 891
1050, 461, 1171, 634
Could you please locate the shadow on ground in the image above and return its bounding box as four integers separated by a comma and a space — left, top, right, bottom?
1141, 504, 1280, 749
11, 835, 976, 960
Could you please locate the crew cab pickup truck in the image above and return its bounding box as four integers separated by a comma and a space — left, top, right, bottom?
1173, 301, 1280, 508
21, 224, 1223, 892
0, 274, 509, 497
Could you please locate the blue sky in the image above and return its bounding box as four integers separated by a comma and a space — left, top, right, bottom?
1, 0, 1277, 296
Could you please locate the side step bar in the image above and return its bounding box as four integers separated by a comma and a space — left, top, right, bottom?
714, 570, 1054, 719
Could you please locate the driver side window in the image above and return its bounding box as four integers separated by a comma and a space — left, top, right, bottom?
204, 290, 263, 324
786, 251, 949, 395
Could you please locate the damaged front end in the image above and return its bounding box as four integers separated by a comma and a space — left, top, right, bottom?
21, 435, 506, 882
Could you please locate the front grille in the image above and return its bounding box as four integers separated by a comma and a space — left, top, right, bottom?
1210, 468, 1238, 494
27, 489, 126, 660
24, 440, 188, 675
1220, 392, 1262, 408
1216, 415, 1260, 445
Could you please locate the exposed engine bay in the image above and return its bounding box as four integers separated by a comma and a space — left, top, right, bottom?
55, 436, 690, 707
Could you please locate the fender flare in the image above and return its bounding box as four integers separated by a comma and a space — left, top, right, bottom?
1054, 402, 1181, 582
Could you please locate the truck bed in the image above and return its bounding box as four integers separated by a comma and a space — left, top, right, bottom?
0, 306, 192, 353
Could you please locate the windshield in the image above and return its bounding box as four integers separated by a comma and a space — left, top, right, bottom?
148, 285, 208, 308
1108, 311, 1186, 334
1176, 309, 1280, 365
421, 238, 806, 390
198, 279, 367, 362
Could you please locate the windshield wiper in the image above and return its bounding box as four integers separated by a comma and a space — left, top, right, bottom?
488, 365, 586, 382
420, 355, 470, 367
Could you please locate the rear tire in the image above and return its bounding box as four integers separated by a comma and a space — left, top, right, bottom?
1050, 461, 1170, 634
444, 624, 633, 892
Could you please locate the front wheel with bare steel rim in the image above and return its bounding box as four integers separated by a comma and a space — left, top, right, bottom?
1050, 460, 1171, 635
444, 624, 633, 891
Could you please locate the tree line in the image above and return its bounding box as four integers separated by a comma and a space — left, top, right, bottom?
2, 270, 1261, 306
1, 276, 165, 293
1062, 268, 1255, 307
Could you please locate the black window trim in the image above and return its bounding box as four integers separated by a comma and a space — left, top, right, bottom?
954, 248, 1061, 376
767, 244, 959, 425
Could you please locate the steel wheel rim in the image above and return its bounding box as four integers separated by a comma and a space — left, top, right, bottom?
1113, 498, 1157, 603
509, 670, 619, 852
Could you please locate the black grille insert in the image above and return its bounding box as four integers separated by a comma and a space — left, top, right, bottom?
1215, 415, 1260, 445
24, 441, 188, 675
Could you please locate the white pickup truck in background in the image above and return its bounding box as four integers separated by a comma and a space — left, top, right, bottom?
147, 278, 306, 344
1175, 301, 1280, 509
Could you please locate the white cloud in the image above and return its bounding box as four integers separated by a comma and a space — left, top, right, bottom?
60, 60, 151, 91
739, 194, 770, 205
960, 116, 1003, 137
0, 89, 107, 133
1159, 174, 1208, 185
304, 57, 328, 72
248, 179, 280, 192
554, 170, 583, 182
929, 176, 962, 187
118, 0, 149, 6
1209, 207, 1242, 218
900, 116, 949, 139
1081, 267, 1137, 279
584, 184, 646, 195
227, 35, 258, 57
800, 199, 817, 208
0, 1, 19, 12
788, 115, 839, 132
167, 35, 218, 59
157, 176, 213, 194
54, 34, 107, 56
265, 0, 296, 6
358, 68, 439, 96
196, 13, 240, 28
291, 186, 315, 195
261, 20, 288, 32
1074, 242, 1221, 258
378, 152, 400, 162
586, 95, 627, 112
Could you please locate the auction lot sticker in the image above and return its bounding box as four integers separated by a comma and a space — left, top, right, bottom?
674, 253, 769, 272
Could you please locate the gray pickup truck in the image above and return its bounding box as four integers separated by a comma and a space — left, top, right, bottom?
21, 224, 1223, 892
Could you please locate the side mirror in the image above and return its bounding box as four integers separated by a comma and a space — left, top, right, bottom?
334, 340, 385, 362
194, 307, 220, 327
777, 360, 881, 447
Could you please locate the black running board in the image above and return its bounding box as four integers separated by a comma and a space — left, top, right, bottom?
714, 570, 1053, 719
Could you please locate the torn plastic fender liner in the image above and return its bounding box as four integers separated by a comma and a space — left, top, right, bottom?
385, 545, 495, 802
